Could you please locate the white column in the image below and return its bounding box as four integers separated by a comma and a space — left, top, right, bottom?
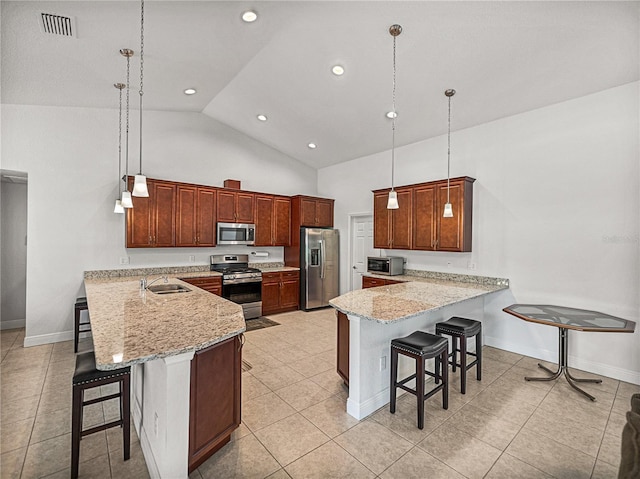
135, 351, 195, 479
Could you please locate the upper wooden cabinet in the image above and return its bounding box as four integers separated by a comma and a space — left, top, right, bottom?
126, 178, 176, 248
255, 195, 291, 246
176, 186, 216, 247
293, 196, 334, 227
373, 176, 474, 252
217, 190, 254, 223
373, 187, 412, 249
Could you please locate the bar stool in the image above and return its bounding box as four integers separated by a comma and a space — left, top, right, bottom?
74, 297, 91, 353
71, 351, 130, 479
390, 331, 449, 429
435, 317, 482, 394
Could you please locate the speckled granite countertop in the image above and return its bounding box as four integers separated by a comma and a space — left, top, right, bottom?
84, 277, 245, 370
330, 273, 509, 324
259, 266, 300, 273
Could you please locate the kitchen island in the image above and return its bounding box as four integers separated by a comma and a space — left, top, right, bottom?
84, 274, 245, 479
330, 272, 509, 420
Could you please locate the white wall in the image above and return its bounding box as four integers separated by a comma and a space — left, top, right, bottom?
1, 180, 28, 329
319, 82, 640, 383
0, 105, 317, 344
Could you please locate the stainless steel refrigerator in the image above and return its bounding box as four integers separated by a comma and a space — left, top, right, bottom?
300, 227, 339, 311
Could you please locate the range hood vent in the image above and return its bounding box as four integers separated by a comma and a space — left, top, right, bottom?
39, 13, 76, 37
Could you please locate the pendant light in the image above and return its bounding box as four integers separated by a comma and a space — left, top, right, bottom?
387, 24, 402, 210
443, 89, 456, 218
121, 48, 134, 208
114, 82, 126, 214
132, 0, 149, 197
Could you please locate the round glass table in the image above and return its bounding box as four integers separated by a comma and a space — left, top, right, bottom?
503, 304, 636, 401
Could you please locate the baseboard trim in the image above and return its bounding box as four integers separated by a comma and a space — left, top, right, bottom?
23, 330, 73, 347
347, 387, 390, 420
485, 335, 640, 386
1, 319, 26, 330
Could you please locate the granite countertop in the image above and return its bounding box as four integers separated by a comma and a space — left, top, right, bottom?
259, 266, 300, 273
84, 277, 245, 370
330, 273, 509, 324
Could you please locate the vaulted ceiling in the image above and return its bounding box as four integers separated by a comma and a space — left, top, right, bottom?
2, 1, 638, 168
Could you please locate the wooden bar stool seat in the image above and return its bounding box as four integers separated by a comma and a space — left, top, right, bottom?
390, 331, 449, 429
71, 351, 130, 479
435, 317, 482, 394
74, 297, 91, 353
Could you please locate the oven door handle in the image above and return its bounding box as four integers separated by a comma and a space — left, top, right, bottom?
223, 277, 262, 285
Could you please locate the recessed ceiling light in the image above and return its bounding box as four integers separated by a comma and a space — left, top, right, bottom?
308, 143, 317, 149
242, 10, 257, 22
257, 114, 268, 122
184, 88, 197, 95
331, 65, 344, 76
386, 111, 398, 119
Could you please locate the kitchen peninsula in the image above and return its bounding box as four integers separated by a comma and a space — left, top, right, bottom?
84, 273, 245, 479
330, 272, 509, 420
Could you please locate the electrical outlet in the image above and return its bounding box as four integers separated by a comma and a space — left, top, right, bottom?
154, 412, 159, 437
467, 261, 476, 270
189, 255, 195, 262
119, 256, 130, 265
379, 356, 387, 371
447, 261, 452, 268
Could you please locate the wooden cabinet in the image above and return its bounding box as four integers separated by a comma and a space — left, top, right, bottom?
294, 196, 334, 228
373, 188, 412, 249
188, 335, 242, 472
126, 178, 176, 247
285, 195, 335, 268
261, 270, 300, 315
435, 179, 474, 252
336, 310, 349, 386
362, 276, 405, 288
181, 276, 222, 296
217, 190, 254, 223
176, 186, 217, 247
373, 176, 474, 253
255, 195, 291, 246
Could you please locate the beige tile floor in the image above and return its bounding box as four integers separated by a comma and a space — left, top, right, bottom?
1, 308, 638, 478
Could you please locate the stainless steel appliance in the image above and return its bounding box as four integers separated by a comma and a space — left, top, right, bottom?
300, 227, 339, 311
216, 222, 255, 246
367, 256, 405, 276
210, 254, 262, 319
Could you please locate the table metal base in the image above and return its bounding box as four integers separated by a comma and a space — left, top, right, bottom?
525, 328, 602, 401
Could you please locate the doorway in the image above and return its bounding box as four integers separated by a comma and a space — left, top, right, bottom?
1, 170, 28, 330
348, 214, 374, 291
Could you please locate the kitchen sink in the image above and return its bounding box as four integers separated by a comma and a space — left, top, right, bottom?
147, 284, 191, 294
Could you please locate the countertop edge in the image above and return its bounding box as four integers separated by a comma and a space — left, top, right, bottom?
95, 327, 246, 371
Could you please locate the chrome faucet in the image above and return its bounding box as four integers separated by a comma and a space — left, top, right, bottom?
140, 275, 168, 290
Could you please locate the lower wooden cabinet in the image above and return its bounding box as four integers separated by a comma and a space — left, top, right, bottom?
180, 277, 222, 296
362, 276, 405, 288
188, 335, 242, 472
261, 271, 300, 315
336, 311, 349, 386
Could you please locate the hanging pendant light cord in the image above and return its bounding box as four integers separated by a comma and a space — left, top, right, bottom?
447, 93, 451, 203
118, 85, 123, 191
138, 0, 144, 175
391, 33, 397, 192
125, 53, 131, 192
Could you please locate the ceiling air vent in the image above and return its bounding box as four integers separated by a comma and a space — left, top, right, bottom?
39, 13, 76, 37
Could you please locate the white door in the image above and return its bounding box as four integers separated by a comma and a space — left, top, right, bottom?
350, 215, 374, 290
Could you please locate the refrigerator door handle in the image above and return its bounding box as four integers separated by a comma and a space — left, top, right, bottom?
319, 239, 325, 280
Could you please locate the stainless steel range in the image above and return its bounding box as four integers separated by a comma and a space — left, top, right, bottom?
210, 254, 262, 319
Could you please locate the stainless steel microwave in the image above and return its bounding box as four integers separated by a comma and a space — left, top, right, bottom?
217, 222, 255, 246
367, 256, 405, 276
